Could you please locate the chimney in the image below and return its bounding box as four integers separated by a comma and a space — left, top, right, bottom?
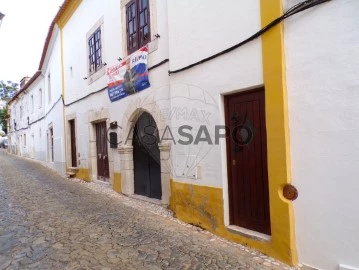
20, 77, 31, 89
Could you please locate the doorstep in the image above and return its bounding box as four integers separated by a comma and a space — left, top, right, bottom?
226, 225, 271, 242
130, 194, 163, 206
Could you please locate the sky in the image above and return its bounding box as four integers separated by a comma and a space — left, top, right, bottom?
0, 0, 64, 84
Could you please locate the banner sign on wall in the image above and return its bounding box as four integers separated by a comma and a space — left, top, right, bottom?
107, 46, 150, 102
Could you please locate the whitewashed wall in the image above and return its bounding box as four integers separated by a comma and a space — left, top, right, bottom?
43, 28, 66, 173
62, 0, 128, 177
167, 0, 263, 188
7, 27, 65, 175
24, 77, 46, 161
284, 0, 359, 269
62, 0, 262, 188
62, 0, 170, 181
167, 0, 263, 227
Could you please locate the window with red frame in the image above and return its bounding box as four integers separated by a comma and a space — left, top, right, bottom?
126, 0, 151, 55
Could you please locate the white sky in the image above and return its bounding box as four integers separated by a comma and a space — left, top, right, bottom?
0, 0, 64, 84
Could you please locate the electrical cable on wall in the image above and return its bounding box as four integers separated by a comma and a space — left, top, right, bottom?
168, 0, 331, 75
8, 95, 63, 134
63, 59, 169, 107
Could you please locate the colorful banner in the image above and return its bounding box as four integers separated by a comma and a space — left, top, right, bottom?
107, 47, 150, 102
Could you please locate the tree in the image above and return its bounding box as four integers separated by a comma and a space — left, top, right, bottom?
0, 106, 7, 134
0, 80, 17, 135
0, 80, 18, 100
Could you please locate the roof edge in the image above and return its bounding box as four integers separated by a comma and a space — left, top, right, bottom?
8, 71, 42, 105
10, 0, 80, 105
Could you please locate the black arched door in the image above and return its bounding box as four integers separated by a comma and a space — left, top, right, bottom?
133, 112, 162, 200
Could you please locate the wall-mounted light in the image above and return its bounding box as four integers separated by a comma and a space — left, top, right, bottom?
110, 121, 118, 129
117, 57, 122, 61
83, 77, 88, 80
0, 12, 5, 28
154, 33, 161, 39
103, 62, 107, 66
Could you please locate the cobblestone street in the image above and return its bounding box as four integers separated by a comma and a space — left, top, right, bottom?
0, 150, 300, 270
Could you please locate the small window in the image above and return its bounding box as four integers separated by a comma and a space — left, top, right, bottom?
48, 74, 51, 103
88, 28, 102, 74
39, 88, 42, 108
126, 0, 151, 54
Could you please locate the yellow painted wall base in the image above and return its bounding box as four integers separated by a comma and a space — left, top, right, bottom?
76, 168, 91, 182
113, 172, 122, 193
169, 180, 296, 266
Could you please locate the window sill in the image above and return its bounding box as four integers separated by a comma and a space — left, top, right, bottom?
148, 38, 158, 54
226, 225, 271, 242
87, 66, 106, 85
125, 38, 159, 59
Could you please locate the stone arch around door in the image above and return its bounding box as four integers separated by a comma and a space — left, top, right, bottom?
119, 104, 171, 205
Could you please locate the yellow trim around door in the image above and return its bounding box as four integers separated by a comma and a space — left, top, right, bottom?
260, 0, 297, 265
171, 1, 298, 266
170, 2, 298, 265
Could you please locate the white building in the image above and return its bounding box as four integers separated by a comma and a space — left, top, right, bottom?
285, 0, 359, 269
7, 0, 359, 269
7, 23, 65, 173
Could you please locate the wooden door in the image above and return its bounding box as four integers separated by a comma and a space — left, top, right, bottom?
225, 88, 271, 235
96, 122, 109, 181
69, 120, 77, 167
133, 112, 161, 200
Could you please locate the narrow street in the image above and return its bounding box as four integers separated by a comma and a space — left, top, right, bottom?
0, 150, 293, 270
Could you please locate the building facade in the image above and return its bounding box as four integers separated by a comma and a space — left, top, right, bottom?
7, 0, 359, 269
7, 24, 66, 173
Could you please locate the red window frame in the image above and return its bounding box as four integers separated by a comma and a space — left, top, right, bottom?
126, 0, 151, 55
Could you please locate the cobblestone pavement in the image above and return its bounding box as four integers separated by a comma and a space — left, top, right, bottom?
0, 150, 302, 270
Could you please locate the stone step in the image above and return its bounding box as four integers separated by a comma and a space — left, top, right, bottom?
66, 172, 76, 178
67, 167, 79, 173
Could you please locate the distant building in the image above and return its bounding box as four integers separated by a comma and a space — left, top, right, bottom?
20, 77, 31, 89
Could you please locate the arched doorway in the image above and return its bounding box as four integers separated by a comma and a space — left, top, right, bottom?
133, 112, 162, 200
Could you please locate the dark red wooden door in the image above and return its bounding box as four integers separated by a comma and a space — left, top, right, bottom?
69, 120, 77, 167
96, 122, 109, 181
225, 88, 271, 235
